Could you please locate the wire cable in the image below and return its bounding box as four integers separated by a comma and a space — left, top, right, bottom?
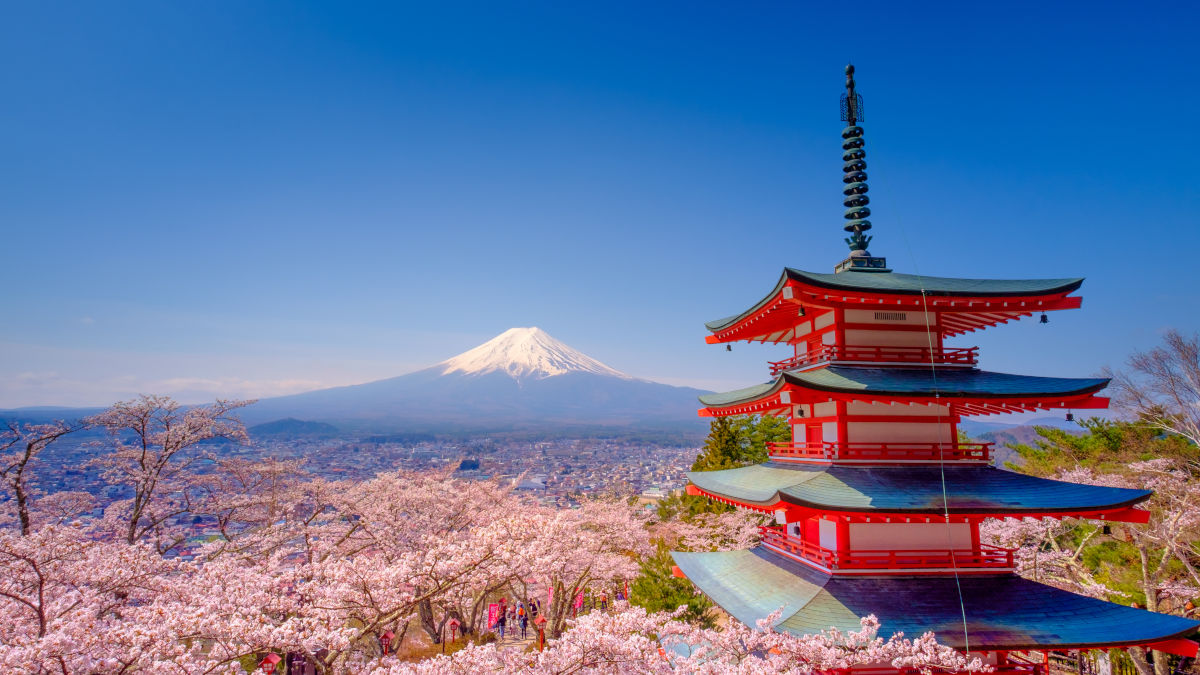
892, 213, 972, 655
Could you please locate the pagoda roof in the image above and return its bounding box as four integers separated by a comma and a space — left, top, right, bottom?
698, 366, 1109, 414
672, 548, 1199, 651
705, 268, 1084, 341
686, 463, 1149, 515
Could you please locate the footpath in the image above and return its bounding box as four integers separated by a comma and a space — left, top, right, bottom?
494, 631, 535, 653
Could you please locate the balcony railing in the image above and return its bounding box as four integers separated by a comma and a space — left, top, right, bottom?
822, 666, 1043, 675
759, 527, 1015, 572
767, 441, 992, 463
768, 345, 978, 375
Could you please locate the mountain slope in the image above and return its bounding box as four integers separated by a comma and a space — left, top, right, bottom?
242, 328, 708, 433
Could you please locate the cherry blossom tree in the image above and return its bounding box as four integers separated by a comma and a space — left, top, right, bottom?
190, 456, 312, 558
0, 525, 187, 673
0, 409, 980, 674
982, 458, 1200, 675
1107, 329, 1200, 445
366, 602, 982, 674
504, 499, 652, 640
979, 517, 1116, 600
1, 420, 83, 535
86, 395, 253, 551
670, 509, 765, 553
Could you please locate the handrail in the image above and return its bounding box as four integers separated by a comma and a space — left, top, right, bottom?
767, 441, 992, 462
822, 667, 1043, 675
759, 527, 1015, 571
769, 345, 978, 375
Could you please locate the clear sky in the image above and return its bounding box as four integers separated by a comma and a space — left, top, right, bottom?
2, 1, 1198, 408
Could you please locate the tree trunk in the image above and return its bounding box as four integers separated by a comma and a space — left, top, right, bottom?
15, 479, 30, 536
1129, 648, 1155, 675
1137, 548, 1170, 675
417, 597, 441, 644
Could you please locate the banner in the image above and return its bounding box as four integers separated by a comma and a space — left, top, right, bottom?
547, 586, 553, 605
487, 603, 499, 629
573, 590, 584, 611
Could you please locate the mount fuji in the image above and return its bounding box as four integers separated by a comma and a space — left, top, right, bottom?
240, 328, 709, 435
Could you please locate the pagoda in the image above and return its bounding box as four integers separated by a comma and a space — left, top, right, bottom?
672, 65, 1199, 670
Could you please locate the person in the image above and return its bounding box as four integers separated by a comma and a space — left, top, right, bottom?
517, 602, 528, 639
496, 611, 507, 640
527, 598, 538, 620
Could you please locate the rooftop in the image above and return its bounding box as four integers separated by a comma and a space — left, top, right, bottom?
698, 366, 1110, 409
705, 268, 1084, 333
686, 462, 1149, 515
672, 548, 1199, 651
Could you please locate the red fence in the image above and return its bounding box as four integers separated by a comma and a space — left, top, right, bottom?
766, 441, 992, 463
821, 666, 1044, 675
769, 345, 978, 375
759, 527, 1015, 572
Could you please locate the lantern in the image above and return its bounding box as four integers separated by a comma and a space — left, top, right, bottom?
258, 653, 282, 674
534, 615, 548, 651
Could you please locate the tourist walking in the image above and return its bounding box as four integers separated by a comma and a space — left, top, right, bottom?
517, 602, 528, 639
496, 611, 507, 640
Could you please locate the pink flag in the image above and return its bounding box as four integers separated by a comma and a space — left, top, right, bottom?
548, 586, 554, 605
573, 590, 584, 610
487, 603, 499, 629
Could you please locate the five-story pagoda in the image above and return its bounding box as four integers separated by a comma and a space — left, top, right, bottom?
672, 65, 1199, 669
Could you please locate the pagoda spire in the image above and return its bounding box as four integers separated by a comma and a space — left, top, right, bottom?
835, 64, 889, 273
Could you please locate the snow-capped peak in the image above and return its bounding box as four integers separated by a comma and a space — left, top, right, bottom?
438, 327, 631, 381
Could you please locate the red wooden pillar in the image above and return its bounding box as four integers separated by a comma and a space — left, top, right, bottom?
835, 400, 849, 446
836, 517, 850, 555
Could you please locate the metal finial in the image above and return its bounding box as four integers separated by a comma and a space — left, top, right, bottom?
840, 64, 870, 254
834, 65, 888, 273
842, 64, 859, 124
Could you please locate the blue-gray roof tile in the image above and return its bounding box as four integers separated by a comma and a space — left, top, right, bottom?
672, 548, 1198, 650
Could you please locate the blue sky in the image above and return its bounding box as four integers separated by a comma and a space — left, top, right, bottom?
2, 1, 1197, 407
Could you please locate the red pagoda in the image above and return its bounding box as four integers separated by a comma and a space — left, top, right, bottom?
672, 65, 1199, 670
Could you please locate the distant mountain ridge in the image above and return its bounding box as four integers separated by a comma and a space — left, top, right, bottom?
238, 327, 709, 434
249, 418, 340, 438
960, 416, 1090, 470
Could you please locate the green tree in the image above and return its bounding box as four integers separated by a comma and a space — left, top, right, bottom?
690, 417, 743, 472
630, 541, 715, 627
1003, 420, 1199, 675
1008, 418, 1196, 477
690, 415, 790, 472
659, 415, 791, 519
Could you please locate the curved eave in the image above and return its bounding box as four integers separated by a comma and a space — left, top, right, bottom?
698, 368, 1111, 417
704, 269, 1085, 344
672, 548, 1200, 652
685, 463, 1152, 519
783, 268, 1084, 299
789, 367, 1110, 400
705, 271, 791, 333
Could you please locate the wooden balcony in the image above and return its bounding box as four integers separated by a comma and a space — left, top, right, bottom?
768, 345, 978, 375
759, 526, 1015, 573
767, 441, 992, 463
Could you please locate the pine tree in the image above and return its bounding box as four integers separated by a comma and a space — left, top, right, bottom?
690, 417, 742, 471
630, 541, 715, 627
659, 415, 791, 519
